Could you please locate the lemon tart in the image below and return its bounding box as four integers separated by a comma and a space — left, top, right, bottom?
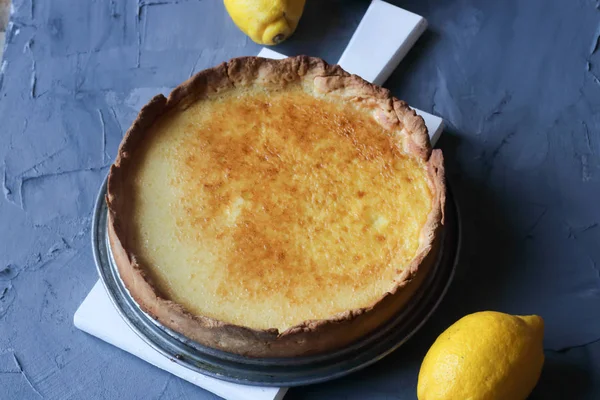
107, 56, 445, 357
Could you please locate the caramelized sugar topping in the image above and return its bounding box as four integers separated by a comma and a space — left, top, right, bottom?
129, 86, 432, 331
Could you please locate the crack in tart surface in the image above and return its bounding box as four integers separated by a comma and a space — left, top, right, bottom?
107, 56, 445, 358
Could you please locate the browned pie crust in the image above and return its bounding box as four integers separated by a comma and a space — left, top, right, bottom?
106, 56, 445, 358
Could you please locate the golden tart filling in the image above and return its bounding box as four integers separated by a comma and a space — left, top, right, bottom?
128, 86, 432, 331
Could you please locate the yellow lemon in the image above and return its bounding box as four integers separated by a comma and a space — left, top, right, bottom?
417, 311, 545, 400
224, 0, 306, 45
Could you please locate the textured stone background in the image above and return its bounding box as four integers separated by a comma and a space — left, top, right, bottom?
1, 0, 600, 399
0, 0, 11, 60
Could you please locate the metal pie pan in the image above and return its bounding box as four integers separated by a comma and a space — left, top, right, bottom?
92, 176, 460, 386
